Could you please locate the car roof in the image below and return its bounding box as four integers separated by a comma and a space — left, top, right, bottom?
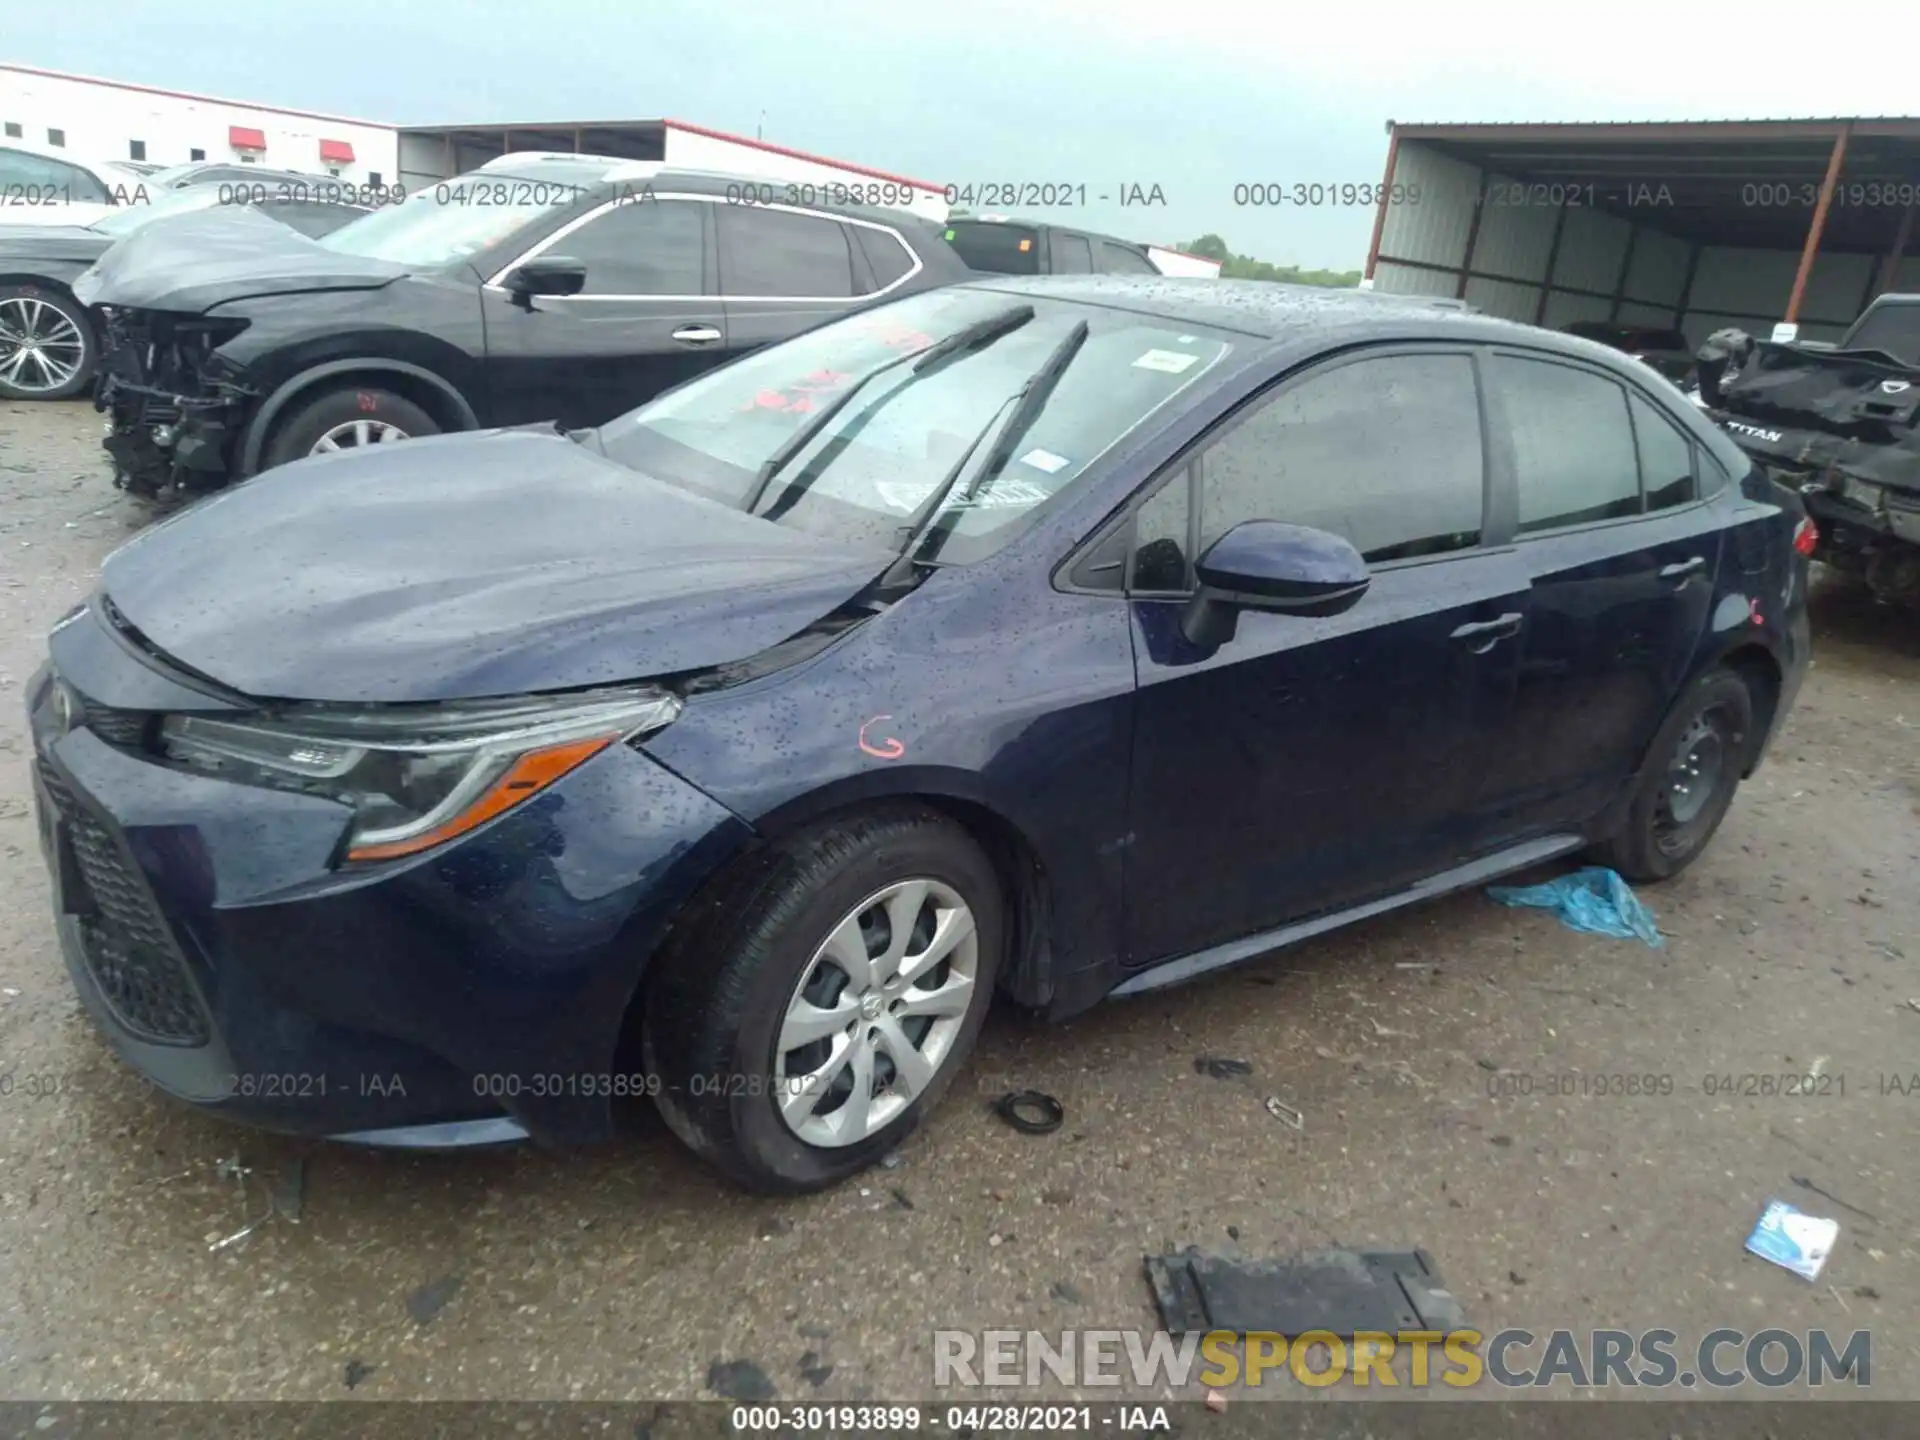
952, 275, 1526, 342
472, 156, 946, 232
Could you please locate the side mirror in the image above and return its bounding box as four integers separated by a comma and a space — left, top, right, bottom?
1181, 520, 1370, 646
503, 256, 587, 308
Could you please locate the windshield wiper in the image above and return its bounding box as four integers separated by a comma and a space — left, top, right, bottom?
881, 318, 1091, 576
740, 303, 1036, 515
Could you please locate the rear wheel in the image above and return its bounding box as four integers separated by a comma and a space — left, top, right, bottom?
1591, 669, 1753, 882
643, 806, 1003, 1193
261, 384, 440, 471
0, 284, 96, 400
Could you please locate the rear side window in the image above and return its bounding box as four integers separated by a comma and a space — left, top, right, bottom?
718, 206, 854, 297
1052, 233, 1093, 273
1629, 393, 1698, 512
1098, 240, 1159, 275
564, 198, 706, 295
0, 147, 109, 202
1497, 356, 1639, 533
1197, 352, 1484, 565
943, 221, 1040, 275
852, 225, 914, 291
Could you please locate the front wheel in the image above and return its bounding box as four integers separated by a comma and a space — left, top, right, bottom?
0, 284, 96, 400
643, 806, 1004, 1193
261, 384, 440, 471
1591, 668, 1754, 882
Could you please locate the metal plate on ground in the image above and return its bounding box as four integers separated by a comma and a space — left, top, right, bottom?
1144, 1246, 1465, 1336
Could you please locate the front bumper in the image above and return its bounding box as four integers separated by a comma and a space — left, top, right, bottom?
93, 312, 254, 495
25, 621, 751, 1148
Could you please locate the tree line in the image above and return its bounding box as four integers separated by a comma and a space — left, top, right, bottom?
1181, 234, 1361, 287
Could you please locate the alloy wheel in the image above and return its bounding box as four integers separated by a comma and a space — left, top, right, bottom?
0, 297, 87, 395
774, 878, 979, 1148
311, 419, 410, 454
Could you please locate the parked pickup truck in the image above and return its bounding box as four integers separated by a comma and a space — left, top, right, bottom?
941, 218, 1165, 276
1697, 293, 1920, 608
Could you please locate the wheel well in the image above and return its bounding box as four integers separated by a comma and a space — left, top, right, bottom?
1719, 644, 1782, 774
265, 366, 471, 447
611, 793, 1056, 1068
0, 276, 91, 328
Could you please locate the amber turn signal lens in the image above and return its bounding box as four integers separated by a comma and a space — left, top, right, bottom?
346, 734, 615, 862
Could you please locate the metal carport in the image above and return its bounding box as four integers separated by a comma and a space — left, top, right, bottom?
1361, 118, 1920, 344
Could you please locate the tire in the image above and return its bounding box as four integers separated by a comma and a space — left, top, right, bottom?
643, 805, 1004, 1193
0, 283, 97, 401
1590, 668, 1754, 883
260, 384, 440, 471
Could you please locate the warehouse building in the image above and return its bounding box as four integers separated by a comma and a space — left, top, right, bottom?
0, 64, 946, 218
1361, 118, 1920, 345
0, 63, 396, 181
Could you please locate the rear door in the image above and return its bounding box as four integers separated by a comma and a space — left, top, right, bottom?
1121, 347, 1533, 966
1048, 230, 1093, 275
1470, 351, 1723, 832
716, 203, 876, 360
480, 195, 723, 428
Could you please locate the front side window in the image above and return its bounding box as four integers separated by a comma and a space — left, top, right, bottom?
1497, 355, 1639, 533
1098, 241, 1160, 275
318, 171, 583, 267
559, 199, 705, 295
596, 288, 1235, 564
1197, 352, 1485, 564
718, 206, 854, 297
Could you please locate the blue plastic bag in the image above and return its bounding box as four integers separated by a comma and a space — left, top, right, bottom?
1485, 866, 1664, 948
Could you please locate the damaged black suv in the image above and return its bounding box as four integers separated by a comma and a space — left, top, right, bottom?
74, 152, 969, 499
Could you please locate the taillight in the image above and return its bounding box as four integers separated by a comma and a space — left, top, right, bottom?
1793, 516, 1818, 557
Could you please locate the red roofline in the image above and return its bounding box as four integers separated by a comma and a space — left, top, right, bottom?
662, 118, 944, 195
0, 62, 390, 129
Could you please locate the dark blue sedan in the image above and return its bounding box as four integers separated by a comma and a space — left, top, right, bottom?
27, 277, 1814, 1191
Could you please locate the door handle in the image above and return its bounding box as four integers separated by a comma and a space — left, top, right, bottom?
1658, 555, 1707, 582
671, 324, 723, 345
1450, 611, 1524, 653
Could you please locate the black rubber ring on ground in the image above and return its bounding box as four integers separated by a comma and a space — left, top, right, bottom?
993, 1090, 1065, 1135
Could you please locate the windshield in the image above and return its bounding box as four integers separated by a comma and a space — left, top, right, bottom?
317, 173, 575, 267
1841, 303, 1920, 365
88, 185, 228, 236
595, 287, 1235, 564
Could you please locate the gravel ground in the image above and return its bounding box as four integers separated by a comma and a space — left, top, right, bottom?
1, 398, 1916, 1404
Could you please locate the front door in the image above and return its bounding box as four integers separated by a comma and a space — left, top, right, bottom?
481, 196, 728, 428
1122, 348, 1532, 968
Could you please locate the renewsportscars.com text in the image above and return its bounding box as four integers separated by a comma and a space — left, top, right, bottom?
933, 1327, 1871, 1390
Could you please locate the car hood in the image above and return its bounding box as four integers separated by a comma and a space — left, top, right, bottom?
0, 223, 108, 262
72, 205, 408, 313
99, 428, 895, 703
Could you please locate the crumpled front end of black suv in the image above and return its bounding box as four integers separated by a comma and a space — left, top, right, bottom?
94, 307, 260, 499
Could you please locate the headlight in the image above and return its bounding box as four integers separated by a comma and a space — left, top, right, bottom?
159, 687, 681, 862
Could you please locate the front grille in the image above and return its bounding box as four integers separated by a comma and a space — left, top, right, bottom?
81, 699, 152, 749
38, 763, 210, 1047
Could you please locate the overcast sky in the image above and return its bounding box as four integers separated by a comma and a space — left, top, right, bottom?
11, 0, 1913, 268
